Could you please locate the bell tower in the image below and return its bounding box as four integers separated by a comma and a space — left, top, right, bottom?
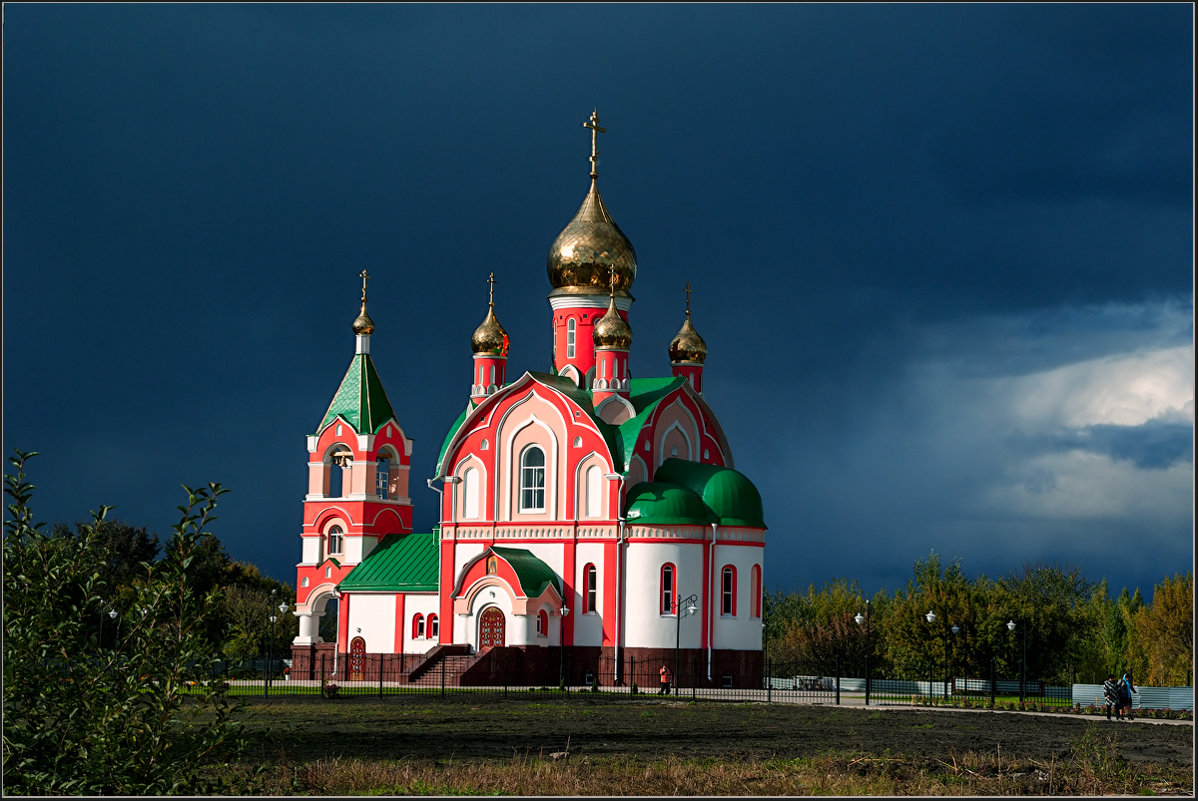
292, 271, 413, 669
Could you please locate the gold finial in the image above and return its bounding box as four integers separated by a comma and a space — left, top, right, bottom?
487, 272, 496, 307
684, 282, 693, 317
582, 110, 606, 180
352, 269, 375, 335
609, 265, 618, 299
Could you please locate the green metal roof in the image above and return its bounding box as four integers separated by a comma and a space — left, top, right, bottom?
435, 403, 473, 475
318, 353, 398, 434
337, 532, 439, 592
491, 547, 561, 598
625, 481, 719, 526
652, 458, 766, 528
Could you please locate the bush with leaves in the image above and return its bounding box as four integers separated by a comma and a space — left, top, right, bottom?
3, 450, 246, 795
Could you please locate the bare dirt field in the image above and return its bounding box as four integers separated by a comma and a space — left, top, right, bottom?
230, 694, 1193, 795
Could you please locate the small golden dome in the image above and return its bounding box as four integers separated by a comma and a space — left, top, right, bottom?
471, 307, 509, 356
547, 180, 637, 297
593, 294, 633, 350
352, 304, 375, 335
669, 312, 706, 364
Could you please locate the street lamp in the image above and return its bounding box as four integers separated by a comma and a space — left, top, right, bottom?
674, 593, 699, 696
854, 599, 871, 706
1007, 619, 1027, 702
559, 605, 570, 686
100, 605, 117, 650
925, 611, 956, 701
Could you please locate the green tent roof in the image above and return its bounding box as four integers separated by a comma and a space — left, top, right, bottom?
337, 532, 439, 592
491, 547, 561, 598
651, 458, 766, 528
317, 353, 398, 435
625, 481, 719, 526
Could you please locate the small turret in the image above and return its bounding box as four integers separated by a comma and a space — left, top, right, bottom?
470, 273, 509, 400
669, 283, 707, 393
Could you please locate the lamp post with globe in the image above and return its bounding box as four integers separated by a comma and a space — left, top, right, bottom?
854, 600, 871, 705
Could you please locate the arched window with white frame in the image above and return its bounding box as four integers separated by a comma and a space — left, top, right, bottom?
661, 563, 676, 615
412, 614, 425, 639
519, 445, 546, 512
566, 318, 576, 358
721, 566, 737, 616
428, 614, 439, 639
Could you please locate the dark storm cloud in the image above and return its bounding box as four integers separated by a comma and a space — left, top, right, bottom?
1041, 421, 1194, 471
3, 4, 1191, 601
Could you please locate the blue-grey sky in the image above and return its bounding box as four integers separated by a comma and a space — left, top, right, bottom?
4, 4, 1193, 601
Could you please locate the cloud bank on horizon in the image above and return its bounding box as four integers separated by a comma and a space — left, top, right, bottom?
2, 4, 1192, 601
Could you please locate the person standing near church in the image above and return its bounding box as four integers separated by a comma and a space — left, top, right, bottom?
1102, 673, 1121, 720
1119, 668, 1137, 720
659, 664, 671, 695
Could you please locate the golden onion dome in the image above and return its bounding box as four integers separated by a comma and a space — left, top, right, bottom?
352, 269, 375, 334
669, 311, 707, 364
547, 180, 637, 297
593, 294, 633, 350
471, 272, 509, 356
471, 307, 509, 356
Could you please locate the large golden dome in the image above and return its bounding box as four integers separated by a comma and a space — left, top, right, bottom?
593, 294, 633, 350
547, 180, 637, 297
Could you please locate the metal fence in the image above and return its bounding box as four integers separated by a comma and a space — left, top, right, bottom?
202, 651, 1190, 709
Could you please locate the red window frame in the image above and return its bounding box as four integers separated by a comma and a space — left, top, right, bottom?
751, 564, 762, 618
721, 566, 737, 616
661, 563, 677, 615
584, 563, 598, 613
537, 609, 548, 636
428, 613, 439, 639
412, 613, 425, 639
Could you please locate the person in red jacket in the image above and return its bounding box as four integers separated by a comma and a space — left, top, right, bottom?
659, 664, 672, 695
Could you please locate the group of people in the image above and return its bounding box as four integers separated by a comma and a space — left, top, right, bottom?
1102, 669, 1138, 720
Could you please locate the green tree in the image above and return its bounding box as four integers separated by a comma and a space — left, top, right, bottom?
3, 450, 244, 794
1132, 573, 1193, 686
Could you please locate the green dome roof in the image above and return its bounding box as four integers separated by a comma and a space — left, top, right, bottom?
652, 459, 766, 528
625, 482, 718, 526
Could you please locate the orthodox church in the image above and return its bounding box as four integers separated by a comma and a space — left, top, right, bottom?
290, 114, 766, 687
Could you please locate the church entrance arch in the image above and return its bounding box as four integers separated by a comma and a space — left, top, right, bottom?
479, 607, 506, 648
348, 636, 366, 680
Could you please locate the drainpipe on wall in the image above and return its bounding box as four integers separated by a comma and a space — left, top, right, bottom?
605, 472, 627, 686
708, 522, 717, 681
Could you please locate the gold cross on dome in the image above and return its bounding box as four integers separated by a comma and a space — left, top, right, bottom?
359, 269, 370, 302
684, 282, 693, 315
583, 110, 606, 179
487, 272, 496, 307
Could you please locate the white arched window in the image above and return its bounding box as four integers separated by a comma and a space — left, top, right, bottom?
463, 467, 479, 519
567, 318, 576, 358
327, 525, 344, 557
585, 465, 601, 518
519, 445, 546, 512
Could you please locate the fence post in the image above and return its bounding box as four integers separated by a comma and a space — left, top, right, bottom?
503, 646, 508, 699
835, 654, 841, 705
989, 657, 996, 709
379, 654, 384, 699
691, 652, 696, 700
440, 654, 446, 699
321, 662, 325, 699
767, 658, 772, 704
